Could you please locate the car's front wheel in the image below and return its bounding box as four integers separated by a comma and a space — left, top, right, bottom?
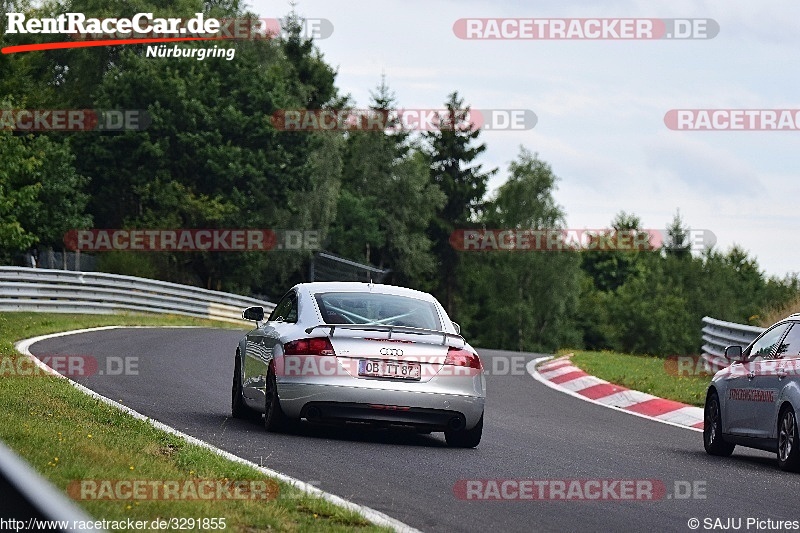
777, 405, 800, 472
703, 390, 735, 457
264, 363, 290, 432
232, 356, 259, 420
445, 414, 483, 448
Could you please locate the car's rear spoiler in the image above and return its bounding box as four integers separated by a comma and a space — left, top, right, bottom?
304, 323, 465, 346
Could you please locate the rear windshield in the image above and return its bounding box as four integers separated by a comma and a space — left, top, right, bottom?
314, 292, 441, 330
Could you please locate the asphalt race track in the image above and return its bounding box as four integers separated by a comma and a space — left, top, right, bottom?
30, 328, 800, 533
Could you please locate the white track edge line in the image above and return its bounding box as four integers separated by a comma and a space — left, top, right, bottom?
15, 327, 421, 533
527, 357, 703, 433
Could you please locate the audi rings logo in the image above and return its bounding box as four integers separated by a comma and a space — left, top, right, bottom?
380, 348, 404, 357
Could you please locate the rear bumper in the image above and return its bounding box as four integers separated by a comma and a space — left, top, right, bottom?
301, 402, 470, 431
277, 382, 485, 429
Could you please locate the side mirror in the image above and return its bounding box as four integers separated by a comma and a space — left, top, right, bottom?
452, 321, 461, 335
724, 345, 744, 362
242, 306, 265, 323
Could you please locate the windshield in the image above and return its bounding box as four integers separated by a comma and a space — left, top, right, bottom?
314, 292, 441, 330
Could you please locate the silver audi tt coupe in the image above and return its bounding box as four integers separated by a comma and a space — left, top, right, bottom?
232, 282, 486, 447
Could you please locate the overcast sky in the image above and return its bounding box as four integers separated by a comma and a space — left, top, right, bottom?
251, 0, 800, 278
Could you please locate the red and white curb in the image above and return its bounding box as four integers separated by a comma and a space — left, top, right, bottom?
528, 354, 704, 432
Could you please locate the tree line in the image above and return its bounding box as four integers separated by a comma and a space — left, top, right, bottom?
1, 0, 797, 355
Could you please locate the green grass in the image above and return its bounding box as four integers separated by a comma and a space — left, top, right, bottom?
0, 312, 390, 532
562, 349, 711, 407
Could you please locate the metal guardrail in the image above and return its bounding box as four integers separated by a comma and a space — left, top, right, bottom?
0, 267, 274, 324
701, 316, 764, 356
701, 316, 765, 371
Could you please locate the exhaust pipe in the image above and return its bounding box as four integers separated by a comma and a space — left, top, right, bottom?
448, 417, 464, 431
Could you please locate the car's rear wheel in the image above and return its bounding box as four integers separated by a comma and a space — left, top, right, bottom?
232, 356, 258, 420
264, 363, 289, 432
777, 405, 800, 472
704, 391, 735, 456
445, 414, 483, 448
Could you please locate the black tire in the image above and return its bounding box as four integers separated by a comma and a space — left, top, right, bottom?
231, 356, 259, 420
704, 391, 735, 457
264, 363, 289, 432
777, 405, 800, 472
445, 414, 483, 448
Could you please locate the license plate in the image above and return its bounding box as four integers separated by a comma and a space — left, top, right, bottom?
358, 359, 421, 380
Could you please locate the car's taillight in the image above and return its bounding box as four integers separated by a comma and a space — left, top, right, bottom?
444, 347, 482, 369
283, 338, 335, 356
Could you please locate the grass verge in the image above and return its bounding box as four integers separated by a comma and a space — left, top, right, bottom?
562, 349, 711, 407
0, 312, 389, 532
